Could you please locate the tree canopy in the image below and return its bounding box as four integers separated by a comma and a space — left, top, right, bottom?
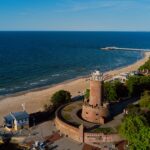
119, 114, 150, 150
139, 57, 150, 71
104, 80, 128, 102
51, 90, 71, 107
104, 81, 118, 102
139, 91, 150, 110
126, 75, 150, 97
126, 104, 141, 115
119, 90, 150, 150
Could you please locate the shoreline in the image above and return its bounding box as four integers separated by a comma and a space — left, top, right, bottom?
0, 75, 89, 100
0, 51, 145, 99
0, 51, 149, 124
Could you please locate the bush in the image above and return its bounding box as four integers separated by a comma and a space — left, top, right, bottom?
139, 91, 150, 110
104, 80, 128, 102
126, 75, 150, 97
114, 80, 128, 98
104, 82, 118, 102
51, 90, 71, 107
126, 104, 140, 115
139, 58, 150, 71
126, 76, 141, 97
119, 114, 150, 150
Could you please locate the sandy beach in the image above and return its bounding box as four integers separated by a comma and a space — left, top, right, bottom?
0, 51, 150, 124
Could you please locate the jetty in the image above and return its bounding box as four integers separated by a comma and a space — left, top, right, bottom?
101, 46, 150, 52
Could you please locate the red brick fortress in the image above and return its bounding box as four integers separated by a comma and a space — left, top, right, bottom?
82, 71, 109, 124
54, 70, 123, 148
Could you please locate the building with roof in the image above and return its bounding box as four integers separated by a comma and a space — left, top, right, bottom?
112, 74, 128, 83
4, 111, 29, 131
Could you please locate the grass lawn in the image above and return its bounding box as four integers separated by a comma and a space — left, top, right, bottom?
63, 113, 72, 121
63, 105, 75, 112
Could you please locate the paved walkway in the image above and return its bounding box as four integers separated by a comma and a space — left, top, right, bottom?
55, 137, 83, 150
24, 120, 83, 150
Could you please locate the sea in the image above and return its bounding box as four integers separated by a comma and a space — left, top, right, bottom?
0, 31, 150, 95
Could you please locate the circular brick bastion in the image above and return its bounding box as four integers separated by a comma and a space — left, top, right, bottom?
54, 101, 123, 148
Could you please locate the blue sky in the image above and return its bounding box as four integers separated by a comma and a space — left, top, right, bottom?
0, 0, 150, 31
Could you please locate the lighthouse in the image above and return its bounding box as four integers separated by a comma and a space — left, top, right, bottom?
82, 71, 109, 124
89, 71, 103, 107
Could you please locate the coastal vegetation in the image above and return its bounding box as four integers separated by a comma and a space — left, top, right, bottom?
84, 75, 150, 103
104, 75, 150, 102
105, 58, 150, 102
118, 59, 150, 149
84, 81, 128, 102
139, 91, 150, 110
51, 90, 71, 107
125, 104, 140, 115
126, 75, 150, 97
119, 114, 150, 150
119, 91, 150, 149
139, 57, 150, 71
100, 60, 150, 148
104, 80, 128, 102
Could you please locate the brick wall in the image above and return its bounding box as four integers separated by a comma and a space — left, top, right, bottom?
82, 105, 109, 124
55, 104, 122, 146
55, 116, 81, 142
84, 132, 122, 143
55, 115, 122, 145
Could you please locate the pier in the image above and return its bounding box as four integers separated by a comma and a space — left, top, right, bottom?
101, 47, 150, 52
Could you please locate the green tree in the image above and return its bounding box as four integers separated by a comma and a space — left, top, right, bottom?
119, 114, 150, 150
126, 76, 141, 97
126, 104, 140, 115
139, 91, 150, 110
114, 80, 128, 98
104, 81, 127, 102
104, 81, 118, 102
139, 58, 150, 71
51, 90, 71, 107
139, 76, 150, 91
126, 76, 150, 97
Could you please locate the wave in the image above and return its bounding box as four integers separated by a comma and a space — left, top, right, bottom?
51, 74, 60, 77
40, 79, 49, 82
0, 88, 6, 91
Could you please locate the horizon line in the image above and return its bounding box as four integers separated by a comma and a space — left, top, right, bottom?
0, 30, 150, 32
